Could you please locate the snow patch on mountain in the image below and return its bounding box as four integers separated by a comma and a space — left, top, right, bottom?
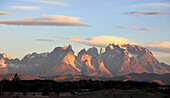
105, 54, 111, 62
30, 55, 35, 59
128, 53, 138, 59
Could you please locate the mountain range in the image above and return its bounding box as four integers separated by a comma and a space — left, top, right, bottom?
0, 43, 170, 78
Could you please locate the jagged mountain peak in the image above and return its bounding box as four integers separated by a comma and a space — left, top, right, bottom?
53, 47, 64, 52
103, 43, 154, 59
62, 46, 69, 50
105, 44, 114, 52
63, 44, 73, 50
87, 46, 98, 57
78, 49, 87, 56
65, 44, 74, 53
25, 53, 31, 58
0, 53, 11, 59
51, 45, 74, 54
120, 44, 143, 54
68, 44, 72, 48
100, 48, 105, 54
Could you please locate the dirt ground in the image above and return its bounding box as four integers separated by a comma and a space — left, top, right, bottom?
77, 89, 169, 98
0, 89, 169, 98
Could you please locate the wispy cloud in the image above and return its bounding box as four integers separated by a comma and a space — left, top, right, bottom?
155, 17, 161, 18
9, 6, 41, 11
119, 26, 130, 28
152, 52, 170, 65
125, 11, 170, 15
131, 2, 170, 9
56, 35, 170, 53
148, 9, 158, 11
119, 25, 160, 31
0, 11, 14, 15
22, 0, 68, 6
0, 14, 88, 26
36, 39, 59, 42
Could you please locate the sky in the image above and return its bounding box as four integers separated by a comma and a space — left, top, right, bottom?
0, 0, 170, 64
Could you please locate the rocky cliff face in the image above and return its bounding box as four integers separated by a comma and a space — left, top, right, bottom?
99, 44, 169, 76
76, 49, 112, 77
0, 44, 170, 77
0, 53, 9, 74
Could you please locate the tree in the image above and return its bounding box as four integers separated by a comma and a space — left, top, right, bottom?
12, 73, 20, 81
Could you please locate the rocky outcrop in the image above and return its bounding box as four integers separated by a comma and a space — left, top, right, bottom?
100, 48, 105, 54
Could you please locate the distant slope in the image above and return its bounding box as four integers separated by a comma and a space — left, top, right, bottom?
0, 73, 170, 85
0, 74, 102, 81
0, 74, 42, 81
108, 73, 170, 85
41, 75, 102, 81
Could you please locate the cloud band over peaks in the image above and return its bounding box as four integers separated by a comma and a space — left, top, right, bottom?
56, 35, 170, 53
140, 42, 170, 53
57, 36, 136, 47
0, 14, 88, 26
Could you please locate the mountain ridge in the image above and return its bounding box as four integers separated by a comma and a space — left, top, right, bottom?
0, 43, 170, 77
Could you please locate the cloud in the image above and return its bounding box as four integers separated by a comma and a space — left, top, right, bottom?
57, 35, 136, 47
155, 17, 161, 18
148, 9, 158, 11
126, 11, 170, 15
152, 52, 170, 65
119, 26, 130, 28
9, 6, 41, 11
119, 25, 160, 31
36, 39, 59, 42
139, 28, 160, 31
131, 2, 170, 9
22, 0, 68, 6
0, 14, 88, 26
0, 11, 13, 15
57, 35, 170, 53
140, 42, 170, 53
